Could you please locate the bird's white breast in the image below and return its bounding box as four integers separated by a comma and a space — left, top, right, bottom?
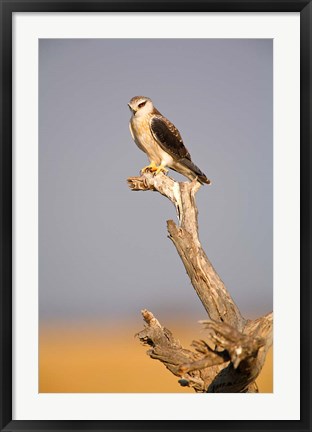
130, 115, 173, 166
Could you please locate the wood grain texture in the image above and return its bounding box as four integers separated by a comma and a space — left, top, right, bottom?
128, 171, 273, 393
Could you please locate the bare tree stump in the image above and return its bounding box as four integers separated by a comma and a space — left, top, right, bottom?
128, 171, 273, 393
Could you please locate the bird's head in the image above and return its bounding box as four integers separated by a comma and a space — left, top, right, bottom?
128, 96, 153, 117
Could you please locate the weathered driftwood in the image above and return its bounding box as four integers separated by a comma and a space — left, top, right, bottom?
128, 171, 273, 393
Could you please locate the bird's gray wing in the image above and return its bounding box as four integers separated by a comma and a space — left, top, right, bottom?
150, 115, 191, 161
150, 115, 210, 184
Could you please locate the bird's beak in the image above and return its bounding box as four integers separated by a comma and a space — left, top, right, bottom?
128, 103, 136, 114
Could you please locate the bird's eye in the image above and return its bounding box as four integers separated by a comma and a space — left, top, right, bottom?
138, 101, 146, 108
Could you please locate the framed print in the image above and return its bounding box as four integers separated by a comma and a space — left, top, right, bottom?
0, 1, 311, 431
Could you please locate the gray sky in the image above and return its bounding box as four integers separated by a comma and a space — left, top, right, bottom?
39, 39, 273, 323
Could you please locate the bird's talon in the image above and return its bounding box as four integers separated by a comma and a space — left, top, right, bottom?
141, 164, 158, 174
155, 166, 168, 176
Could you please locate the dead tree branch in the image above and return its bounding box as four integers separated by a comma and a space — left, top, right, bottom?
128, 171, 273, 393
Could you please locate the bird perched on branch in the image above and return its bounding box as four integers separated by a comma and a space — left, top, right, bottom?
128, 96, 210, 185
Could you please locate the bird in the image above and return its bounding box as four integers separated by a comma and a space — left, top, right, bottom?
128, 96, 210, 185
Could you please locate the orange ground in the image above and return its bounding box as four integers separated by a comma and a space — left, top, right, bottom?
39, 321, 273, 393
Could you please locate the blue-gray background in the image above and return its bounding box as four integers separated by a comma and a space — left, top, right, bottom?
39, 39, 273, 324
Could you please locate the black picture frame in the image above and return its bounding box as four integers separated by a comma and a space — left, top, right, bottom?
0, 1, 311, 431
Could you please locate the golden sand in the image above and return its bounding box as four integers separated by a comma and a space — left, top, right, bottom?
39, 321, 272, 393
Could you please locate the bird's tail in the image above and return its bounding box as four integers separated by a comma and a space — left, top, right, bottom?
180, 158, 211, 185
